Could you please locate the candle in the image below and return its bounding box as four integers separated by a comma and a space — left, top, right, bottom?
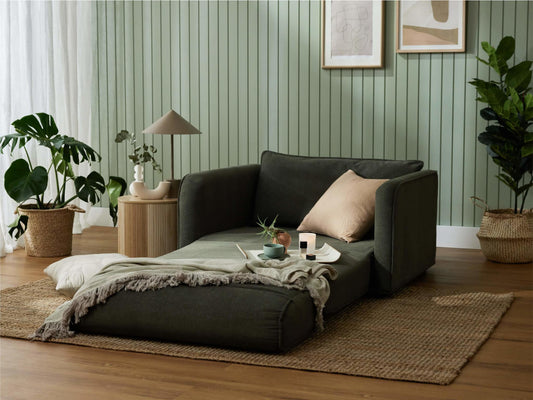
299, 233, 316, 254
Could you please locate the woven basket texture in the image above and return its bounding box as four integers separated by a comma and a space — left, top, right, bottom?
17, 206, 75, 257
477, 209, 533, 263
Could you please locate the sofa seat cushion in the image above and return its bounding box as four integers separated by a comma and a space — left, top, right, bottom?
164, 227, 373, 315
75, 282, 315, 353
255, 151, 423, 226
74, 228, 372, 352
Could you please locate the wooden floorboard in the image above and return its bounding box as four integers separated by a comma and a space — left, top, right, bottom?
1, 227, 532, 399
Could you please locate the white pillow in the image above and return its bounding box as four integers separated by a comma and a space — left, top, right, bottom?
44, 253, 127, 297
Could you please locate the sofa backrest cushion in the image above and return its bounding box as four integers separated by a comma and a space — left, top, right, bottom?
254, 151, 424, 227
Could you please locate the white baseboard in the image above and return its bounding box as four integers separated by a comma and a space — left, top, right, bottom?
88, 207, 481, 249
437, 226, 480, 249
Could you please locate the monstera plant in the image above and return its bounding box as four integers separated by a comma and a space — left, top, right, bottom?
0, 113, 125, 256
469, 36, 533, 264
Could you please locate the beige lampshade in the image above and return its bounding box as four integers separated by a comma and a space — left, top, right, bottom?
142, 109, 201, 136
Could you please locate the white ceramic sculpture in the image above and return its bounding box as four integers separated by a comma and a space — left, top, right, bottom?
129, 165, 171, 200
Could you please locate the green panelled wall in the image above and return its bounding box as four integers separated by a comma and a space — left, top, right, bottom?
92, 0, 533, 227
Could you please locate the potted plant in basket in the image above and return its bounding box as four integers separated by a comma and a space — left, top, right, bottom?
469, 36, 533, 263
0, 112, 125, 257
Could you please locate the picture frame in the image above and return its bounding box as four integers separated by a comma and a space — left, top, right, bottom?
396, 0, 466, 53
322, 0, 384, 69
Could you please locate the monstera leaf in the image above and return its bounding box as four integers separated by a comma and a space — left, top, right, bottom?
74, 171, 106, 204
106, 176, 127, 226
4, 159, 48, 203
11, 113, 59, 143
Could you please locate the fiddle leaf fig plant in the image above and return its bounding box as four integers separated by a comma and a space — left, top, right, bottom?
469, 36, 533, 213
0, 112, 123, 238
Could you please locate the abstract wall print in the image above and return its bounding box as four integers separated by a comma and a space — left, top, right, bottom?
396, 0, 465, 53
322, 0, 384, 68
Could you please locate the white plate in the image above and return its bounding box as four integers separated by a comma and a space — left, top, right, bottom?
249, 243, 341, 263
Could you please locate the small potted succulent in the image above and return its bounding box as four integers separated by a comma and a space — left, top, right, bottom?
469, 36, 533, 263
1, 112, 125, 256
257, 215, 292, 253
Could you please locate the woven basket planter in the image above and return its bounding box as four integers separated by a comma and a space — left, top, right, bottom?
18, 205, 82, 257
477, 209, 533, 264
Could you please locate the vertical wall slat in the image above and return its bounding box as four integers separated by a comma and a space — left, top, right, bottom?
248, 0, 259, 164
160, 1, 172, 178
198, 0, 210, 171
237, 1, 249, 165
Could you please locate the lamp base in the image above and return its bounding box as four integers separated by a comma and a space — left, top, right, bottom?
165, 179, 181, 199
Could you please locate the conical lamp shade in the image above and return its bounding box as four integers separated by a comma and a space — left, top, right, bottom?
142, 109, 201, 135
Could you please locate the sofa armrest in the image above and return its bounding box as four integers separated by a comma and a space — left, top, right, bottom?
373, 170, 438, 294
178, 165, 261, 248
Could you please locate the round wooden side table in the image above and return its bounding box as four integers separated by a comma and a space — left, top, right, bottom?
118, 195, 178, 257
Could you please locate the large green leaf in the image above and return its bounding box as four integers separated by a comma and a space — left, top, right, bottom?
505, 61, 532, 92
8, 215, 28, 240
74, 171, 105, 204
496, 173, 518, 191
107, 176, 127, 227
4, 159, 48, 202
11, 113, 59, 144
53, 135, 101, 165
480, 107, 499, 121
495, 36, 515, 61
52, 152, 74, 178
0, 133, 29, 154
107, 176, 127, 208
523, 142, 533, 157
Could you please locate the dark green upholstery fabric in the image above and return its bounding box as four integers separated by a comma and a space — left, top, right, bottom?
168, 227, 372, 315
74, 228, 372, 352
178, 164, 260, 248
254, 151, 424, 226
75, 284, 315, 353
75, 153, 437, 353
373, 170, 438, 294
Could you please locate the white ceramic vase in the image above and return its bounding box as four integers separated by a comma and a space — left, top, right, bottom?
129, 165, 171, 200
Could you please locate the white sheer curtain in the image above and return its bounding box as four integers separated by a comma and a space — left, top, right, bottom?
0, 1, 94, 257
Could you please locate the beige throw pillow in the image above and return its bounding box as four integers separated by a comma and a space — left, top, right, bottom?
297, 170, 387, 243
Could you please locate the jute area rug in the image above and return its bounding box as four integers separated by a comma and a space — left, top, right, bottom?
0, 279, 513, 385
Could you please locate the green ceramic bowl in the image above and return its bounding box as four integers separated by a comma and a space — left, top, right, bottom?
263, 243, 285, 259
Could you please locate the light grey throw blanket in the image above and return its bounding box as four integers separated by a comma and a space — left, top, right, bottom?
32, 257, 338, 341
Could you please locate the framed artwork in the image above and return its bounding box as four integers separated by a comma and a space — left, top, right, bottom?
396, 0, 466, 53
322, 0, 384, 69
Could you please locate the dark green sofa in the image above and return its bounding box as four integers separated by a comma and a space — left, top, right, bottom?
75, 151, 438, 353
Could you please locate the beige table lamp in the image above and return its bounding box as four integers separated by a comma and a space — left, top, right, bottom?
143, 109, 201, 198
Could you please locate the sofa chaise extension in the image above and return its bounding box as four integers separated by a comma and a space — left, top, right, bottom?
75, 151, 438, 353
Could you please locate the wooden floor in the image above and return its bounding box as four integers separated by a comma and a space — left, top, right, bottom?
0, 227, 532, 400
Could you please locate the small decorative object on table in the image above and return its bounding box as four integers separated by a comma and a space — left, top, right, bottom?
299, 232, 316, 255
115, 129, 170, 200
468, 36, 533, 263
257, 215, 292, 253
262, 243, 285, 259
